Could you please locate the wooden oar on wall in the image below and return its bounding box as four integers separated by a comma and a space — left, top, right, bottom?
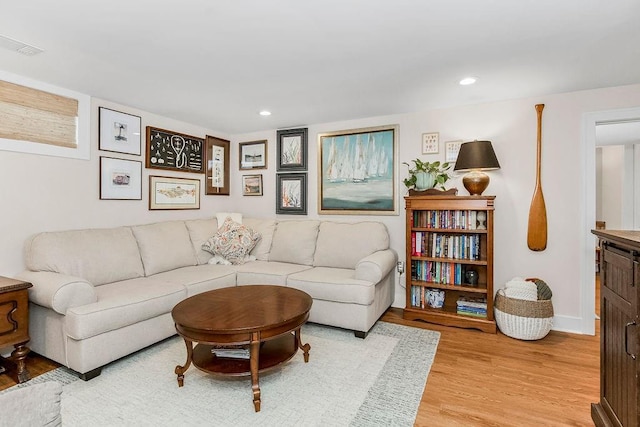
527, 104, 548, 251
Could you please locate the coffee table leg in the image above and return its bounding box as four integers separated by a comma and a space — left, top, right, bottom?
250, 332, 261, 412
295, 328, 311, 363
175, 338, 193, 387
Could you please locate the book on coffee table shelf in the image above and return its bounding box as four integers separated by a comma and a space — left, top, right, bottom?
211, 345, 250, 359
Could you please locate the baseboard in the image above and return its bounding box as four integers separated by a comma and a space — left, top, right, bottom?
551, 314, 590, 335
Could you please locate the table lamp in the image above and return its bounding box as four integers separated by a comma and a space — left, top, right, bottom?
453, 140, 500, 195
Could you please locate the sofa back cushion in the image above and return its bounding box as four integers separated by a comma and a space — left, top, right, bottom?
269, 220, 319, 265
131, 221, 197, 276
184, 218, 218, 265
243, 217, 276, 261
313, 221, 390, 269
25, 227, 144, 286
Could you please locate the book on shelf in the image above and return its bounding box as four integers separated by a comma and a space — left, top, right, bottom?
211, 345, 250, 359
456, 296, 487, 308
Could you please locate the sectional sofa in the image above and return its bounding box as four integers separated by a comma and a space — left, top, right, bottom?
18, 216, 397, 379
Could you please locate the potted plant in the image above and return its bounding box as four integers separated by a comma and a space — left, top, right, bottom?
402, 159, 452, 191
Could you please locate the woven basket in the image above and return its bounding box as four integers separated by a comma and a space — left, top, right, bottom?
494, 290, 554, 340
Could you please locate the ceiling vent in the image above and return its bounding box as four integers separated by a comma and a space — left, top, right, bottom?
0, 34, 44, 56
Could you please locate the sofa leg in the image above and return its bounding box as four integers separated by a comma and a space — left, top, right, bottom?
354, 330, 368, 339
79, 367, 102, 381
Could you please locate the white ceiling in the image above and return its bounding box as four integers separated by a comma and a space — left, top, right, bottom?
1, 1, 639, 134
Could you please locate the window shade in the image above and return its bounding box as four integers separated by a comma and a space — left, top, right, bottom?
0, 79, 78, 148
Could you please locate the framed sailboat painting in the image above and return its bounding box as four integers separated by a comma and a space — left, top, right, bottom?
318, 124, 399, 215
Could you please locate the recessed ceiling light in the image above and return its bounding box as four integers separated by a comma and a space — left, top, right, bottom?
259, 110, 271, 116
459, 77, 477, 86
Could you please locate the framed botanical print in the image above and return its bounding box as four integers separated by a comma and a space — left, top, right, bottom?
317, 124, 398, 215
276, 173, 307, 215
239, 140, 267, 170
205, 135, 230, 195
276, 128, 307, 171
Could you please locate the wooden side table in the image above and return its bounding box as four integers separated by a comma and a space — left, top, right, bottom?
0, 276, 32, 383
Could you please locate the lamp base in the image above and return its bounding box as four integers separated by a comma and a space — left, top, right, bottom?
462, 171, 490, 195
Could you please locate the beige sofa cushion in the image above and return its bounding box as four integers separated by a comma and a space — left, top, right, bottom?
287, 267, 375, 305
131, 221, 197, 276
65, 277, 186, 340
313, 221, 390, 269
185, 218, 218, 265
269, 220, 319, 265
25, 227, 144, 286
243, 218, 276, 261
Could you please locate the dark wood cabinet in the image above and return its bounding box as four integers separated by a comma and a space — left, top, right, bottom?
403, 195, 496, 333
592, 230, 640, 427
0, 276, 32, 383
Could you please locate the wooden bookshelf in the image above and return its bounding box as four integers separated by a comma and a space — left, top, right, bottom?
403, 195, 496, 333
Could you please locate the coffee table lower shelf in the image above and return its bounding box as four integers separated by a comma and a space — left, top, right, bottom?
192, 333, 297, 376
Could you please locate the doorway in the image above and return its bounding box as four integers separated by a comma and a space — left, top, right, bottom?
583, 108, 640, 335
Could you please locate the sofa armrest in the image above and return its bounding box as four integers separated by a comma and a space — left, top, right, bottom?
17, 271, 97, 315
355, 249, 397, 283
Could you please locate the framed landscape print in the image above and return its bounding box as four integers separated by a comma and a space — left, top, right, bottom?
99, 108, 142, 155
146, 127, 204, 173
317, 124, 398, 215
149, 175, 200, 210
205, 135, 230, 195
277, 128, 307, 171
99, 156, 142, 200
242, 174, 263, 196
276, 173, 307, 215
239, 140, 267, 170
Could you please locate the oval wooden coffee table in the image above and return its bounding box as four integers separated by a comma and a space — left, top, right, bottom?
171, 285, 312, 412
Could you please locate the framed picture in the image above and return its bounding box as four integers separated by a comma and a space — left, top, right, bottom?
318, 124, 398, 215
205, 135, 230, 195
98, 107, 141, 155
149, 175, 200, 210
276, 173, 307, 215
146, 127, 204, 173
277, 128, 307, 171
422, 132, 439, 154
445, 140, 463, 163
99, 156, 142, 200
239, 140, 267, 170
242, 174, 263, 196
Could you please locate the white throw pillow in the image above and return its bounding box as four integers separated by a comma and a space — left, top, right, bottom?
216, 212, 243, 228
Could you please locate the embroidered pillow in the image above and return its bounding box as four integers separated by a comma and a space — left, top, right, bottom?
202, 218, 261, 264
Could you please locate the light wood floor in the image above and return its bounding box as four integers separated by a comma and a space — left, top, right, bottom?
1, 281, 601, 427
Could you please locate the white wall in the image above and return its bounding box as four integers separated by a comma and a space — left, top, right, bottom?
599, 145, 625, 229
0, 97, 237, 277
3, 81, 640, 334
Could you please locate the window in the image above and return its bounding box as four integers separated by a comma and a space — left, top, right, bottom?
0, 71, 90, 160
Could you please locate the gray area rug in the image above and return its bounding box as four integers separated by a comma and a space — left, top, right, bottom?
11, 321, 439, 426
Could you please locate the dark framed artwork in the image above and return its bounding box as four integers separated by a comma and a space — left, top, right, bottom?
276, 128, 307, 171
242, 174, 263, 196
149, 175, 200, 210
317, 124, 398, 215
145, 126, 204, 173
239, 140, 267, 170
98, 107, 141, 155
276, 173, 307, 215
205, 135, 230, 195
99, 156, 142, 200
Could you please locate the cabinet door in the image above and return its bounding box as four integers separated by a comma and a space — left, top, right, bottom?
601, 244, 638, 427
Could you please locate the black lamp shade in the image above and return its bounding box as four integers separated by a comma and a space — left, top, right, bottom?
453, 140, 500, 171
